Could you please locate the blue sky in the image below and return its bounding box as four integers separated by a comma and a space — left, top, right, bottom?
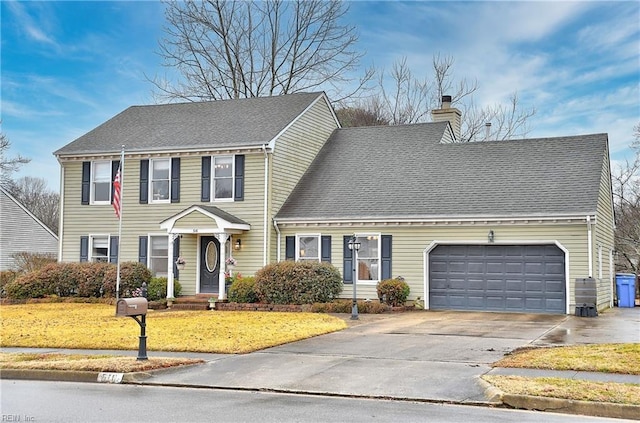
2, 1, 639, 190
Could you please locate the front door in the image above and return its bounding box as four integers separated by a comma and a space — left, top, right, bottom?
200, 236, 220, 293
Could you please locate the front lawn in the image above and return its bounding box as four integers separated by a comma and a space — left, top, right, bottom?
0, 303, 347, 354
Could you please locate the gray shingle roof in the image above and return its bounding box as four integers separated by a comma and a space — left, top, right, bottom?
54, 92, 325, 156
275, 123, 609, 220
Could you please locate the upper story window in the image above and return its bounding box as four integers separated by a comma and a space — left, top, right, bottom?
213, 156, 234, 200
201, 155, 244, 202
139, 158, 180, 204
297, 235, 320, 261
91, 161, 111, 204
151, 159, 171, 202
356, 234, 380, 282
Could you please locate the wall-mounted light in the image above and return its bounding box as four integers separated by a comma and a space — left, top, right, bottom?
488, 230, 495, 243
234, 239, 242, 251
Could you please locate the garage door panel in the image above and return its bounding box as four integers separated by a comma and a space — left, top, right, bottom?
429, 244, 565, 314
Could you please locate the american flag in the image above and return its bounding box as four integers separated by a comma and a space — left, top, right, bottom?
113, 166, 122, 219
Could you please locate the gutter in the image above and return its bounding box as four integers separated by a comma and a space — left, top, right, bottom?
262, 144, 269, 266
273, 219, 281, 262
58, 166, 65, 262
587, 215, 593, 277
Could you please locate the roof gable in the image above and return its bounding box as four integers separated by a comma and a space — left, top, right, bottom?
275, 125, 609, 221
0, 187, 58, 240
55, 92, 327, 156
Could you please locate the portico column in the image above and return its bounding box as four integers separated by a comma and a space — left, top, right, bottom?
167, 233, 178, 299
215, 233, 230, 300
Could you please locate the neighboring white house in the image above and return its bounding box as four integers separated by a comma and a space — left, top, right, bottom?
0, 186, 58, 271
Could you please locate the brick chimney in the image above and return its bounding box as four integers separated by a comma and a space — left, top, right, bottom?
431, 95, 462, 142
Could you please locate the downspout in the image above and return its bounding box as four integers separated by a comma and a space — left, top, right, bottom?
273, 219, 281, 262
57, 164, 64, 262
587, 215, 593, 277
262, 144, 269, 266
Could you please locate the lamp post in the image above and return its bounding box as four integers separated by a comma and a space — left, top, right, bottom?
348, 235, 361, 320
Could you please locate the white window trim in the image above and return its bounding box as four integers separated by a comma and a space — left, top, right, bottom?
355, 233, 381, 285
598, 245, 603, 280
211, 155, 235, 202
148, 234, 169, 277
149, 158, 171, 204
89, 234, 111, 262
296, 233, 321, 262
90, 160, 111, 205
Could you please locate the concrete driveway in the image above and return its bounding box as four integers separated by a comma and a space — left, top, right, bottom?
144, 310, 576, 403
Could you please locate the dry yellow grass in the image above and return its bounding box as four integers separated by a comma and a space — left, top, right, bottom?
0, 352, 203, 372
0, 303, 347, 354
483, 375, 640, 406
494, 344, 640, 375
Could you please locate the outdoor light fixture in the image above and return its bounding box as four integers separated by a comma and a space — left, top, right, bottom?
234, 239, 242, 251
347, 235, 361, 320
488, 230, 495, 243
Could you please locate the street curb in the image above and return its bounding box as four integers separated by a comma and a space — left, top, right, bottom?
476, 377, 503, 404
1, 369, 100, 383
501, 393, 640, 421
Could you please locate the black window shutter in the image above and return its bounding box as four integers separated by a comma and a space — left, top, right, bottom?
201, 156, 211, 202
138, 236, 148, 264
109, 236, 119, 264
285, 236, 295, 260
321, 235, 331, 263
343, 236, 353, 283
171, 158, 180, 203
80, 236, 89, 262
173, 236, 180, 279
81, 162, 90, 205
234, 155, 244, 201
139, 159, 149, 204
381, 235, 392, 280
110, 160, 120, 205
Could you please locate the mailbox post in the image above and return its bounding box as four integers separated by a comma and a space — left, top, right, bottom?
116, 297, 149, 360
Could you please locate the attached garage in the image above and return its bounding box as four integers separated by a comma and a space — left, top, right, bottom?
429, 244, 566, 314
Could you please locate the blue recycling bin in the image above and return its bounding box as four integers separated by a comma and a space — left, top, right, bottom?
615, 273, 636, 308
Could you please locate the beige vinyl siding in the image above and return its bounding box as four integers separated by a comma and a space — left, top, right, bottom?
173, 211, 219, 229
269, 97, 338, 261
278, 223, 591, 310
60, 153, 268, 296
593, 151, 616, 309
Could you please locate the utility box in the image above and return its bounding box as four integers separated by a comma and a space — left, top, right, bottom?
116, 297, 148, 316
574, 277, 597, 317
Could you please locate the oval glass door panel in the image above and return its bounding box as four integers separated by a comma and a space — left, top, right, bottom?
205, 241, 218, 272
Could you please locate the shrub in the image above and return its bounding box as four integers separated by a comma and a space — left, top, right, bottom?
4, 261, 153, 300
0, 270, 19, 297
377, 278, 410, 306
228, 276, 258, 303
147, 277, 182, 301
103, 262, 152, 297
254, 261, 342, 305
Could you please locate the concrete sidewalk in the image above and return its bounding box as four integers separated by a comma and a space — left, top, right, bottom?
2, 308, 639, 419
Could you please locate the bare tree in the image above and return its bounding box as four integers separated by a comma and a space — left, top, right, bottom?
346, 54, 535, 141
150, 0, 372, 102
612, 124, 640, 275
5, 176, 59, 234
1, 131, 30, 183
335, 97, 389, 127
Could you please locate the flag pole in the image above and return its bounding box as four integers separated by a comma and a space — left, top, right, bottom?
115, 145, 125, 300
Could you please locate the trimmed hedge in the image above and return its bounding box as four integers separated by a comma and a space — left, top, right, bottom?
377, 278, 410, 306
254, 261, 342, 305
147, 277, 182, 301
4, 261, 152, 300
228, 276, 258, 303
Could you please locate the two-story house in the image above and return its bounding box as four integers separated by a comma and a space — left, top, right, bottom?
54, 92, 615, 314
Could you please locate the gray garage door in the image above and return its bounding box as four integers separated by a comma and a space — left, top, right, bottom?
429, 244, 566, 314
